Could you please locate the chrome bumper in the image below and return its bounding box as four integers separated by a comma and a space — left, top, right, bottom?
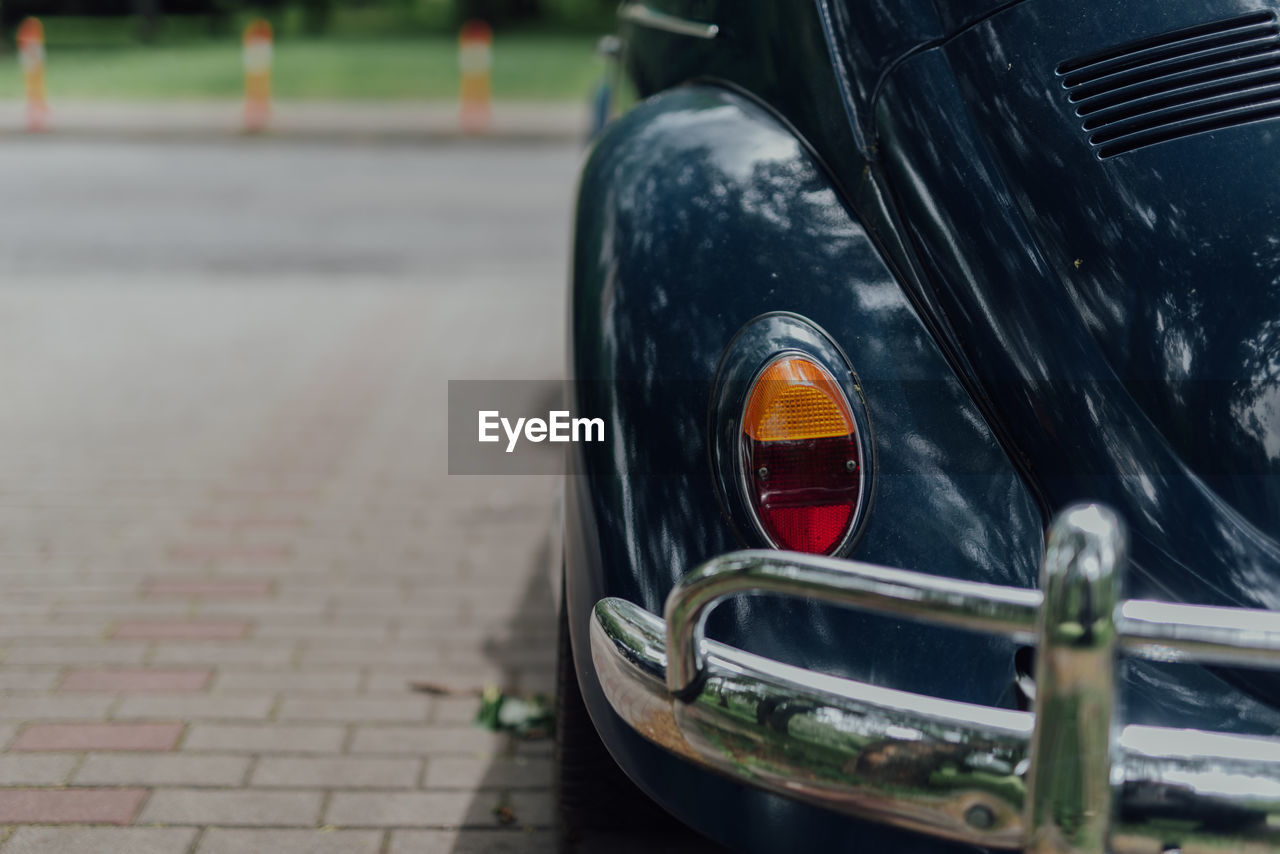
589, 505, 1280, 853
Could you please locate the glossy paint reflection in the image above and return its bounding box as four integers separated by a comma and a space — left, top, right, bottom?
571, 85, 1041, 701
565, 85, 1042, 853
875, 2, 1280, 709
950, 1, 1280, 543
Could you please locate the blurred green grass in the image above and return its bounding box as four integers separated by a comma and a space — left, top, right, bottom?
0, 35, 603, 100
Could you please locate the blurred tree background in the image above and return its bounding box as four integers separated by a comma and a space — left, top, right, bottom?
0, 0, 616, 100
0, 0, 619, 41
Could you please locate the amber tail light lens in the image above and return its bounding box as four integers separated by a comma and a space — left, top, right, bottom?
741, 356, 862, 554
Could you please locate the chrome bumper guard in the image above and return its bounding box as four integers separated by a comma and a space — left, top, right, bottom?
589, 505, 1280, 853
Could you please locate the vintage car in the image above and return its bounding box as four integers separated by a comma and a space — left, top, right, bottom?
556, 0, 1280, 852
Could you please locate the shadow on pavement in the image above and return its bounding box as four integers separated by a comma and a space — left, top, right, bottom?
452, 526, 729, 854
444, 528, 555, 853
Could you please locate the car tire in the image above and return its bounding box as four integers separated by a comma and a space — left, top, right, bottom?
554, 575, 686, 851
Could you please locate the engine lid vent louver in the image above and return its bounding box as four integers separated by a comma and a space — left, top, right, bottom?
1058, 10, 1280, 158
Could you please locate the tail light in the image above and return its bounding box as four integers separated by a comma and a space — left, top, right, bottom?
740, 355, 862, 554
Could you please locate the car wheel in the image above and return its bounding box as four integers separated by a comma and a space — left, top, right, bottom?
554, 575, 687, 851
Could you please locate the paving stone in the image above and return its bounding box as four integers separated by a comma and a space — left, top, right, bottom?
183, 724, 345, 753
60, 668, 211, 692
0, 603, 51, 621
210, 669, 361, 694
430, 697, 484, 725
196, 828, 384, 854
278, 697, 431, 723
111, 620, 250, 640
0, 624, 107, 640
144, 579, 273, 598
299, 644, 443, 667
517, 669, 556, 696
114, 694, 272, 721
254, 623, 390, 641
0, 695, 116, 721
350, 726, 505, 755
425, 757, 550, 790
511, 738, 553, 757
150, 643, 296, 666
13, 722, 183, 751
439, 647, 555, 668
0, 671, 60, 691
506, 791, 554, 827
188, 517, 305, 530
167, 545, 292, 563
314, 588, 415, 607
5, 644, 148, 665
138, 788, 323, 826
0, 788, 147, 824
388, 830, 555, 853
2, 826, 198, 854
55, 602, 193, 618
0, 753, 78, 785
252, 756, 420, 788
210, 488, 318, 501
195, 600, 327, 618
75, 752, 250, 786
330, 604, 465, 621
325, 792, 479, 827
365, 671, 507, 695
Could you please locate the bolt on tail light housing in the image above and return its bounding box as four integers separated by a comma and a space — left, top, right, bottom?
710, 314, 872, 557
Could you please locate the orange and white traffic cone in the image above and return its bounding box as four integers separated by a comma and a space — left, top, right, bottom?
458, 20, 492, 135
17, 18, 47, 133
242, 18, 273, 133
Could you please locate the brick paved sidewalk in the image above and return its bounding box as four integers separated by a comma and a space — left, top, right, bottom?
0, 281, 562, 853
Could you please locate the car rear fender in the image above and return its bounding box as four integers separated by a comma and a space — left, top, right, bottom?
563, 83, 1045, 851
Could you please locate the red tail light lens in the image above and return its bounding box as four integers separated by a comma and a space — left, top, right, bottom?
741, 356, 862, 554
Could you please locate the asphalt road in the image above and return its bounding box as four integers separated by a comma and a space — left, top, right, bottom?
0, 137, 578, 280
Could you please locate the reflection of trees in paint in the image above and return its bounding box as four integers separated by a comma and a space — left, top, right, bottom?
573, 89, 1040, 718
951, 19, 1280, 549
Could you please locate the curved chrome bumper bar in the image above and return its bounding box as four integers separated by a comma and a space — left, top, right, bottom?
589, 505, 1280, 853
